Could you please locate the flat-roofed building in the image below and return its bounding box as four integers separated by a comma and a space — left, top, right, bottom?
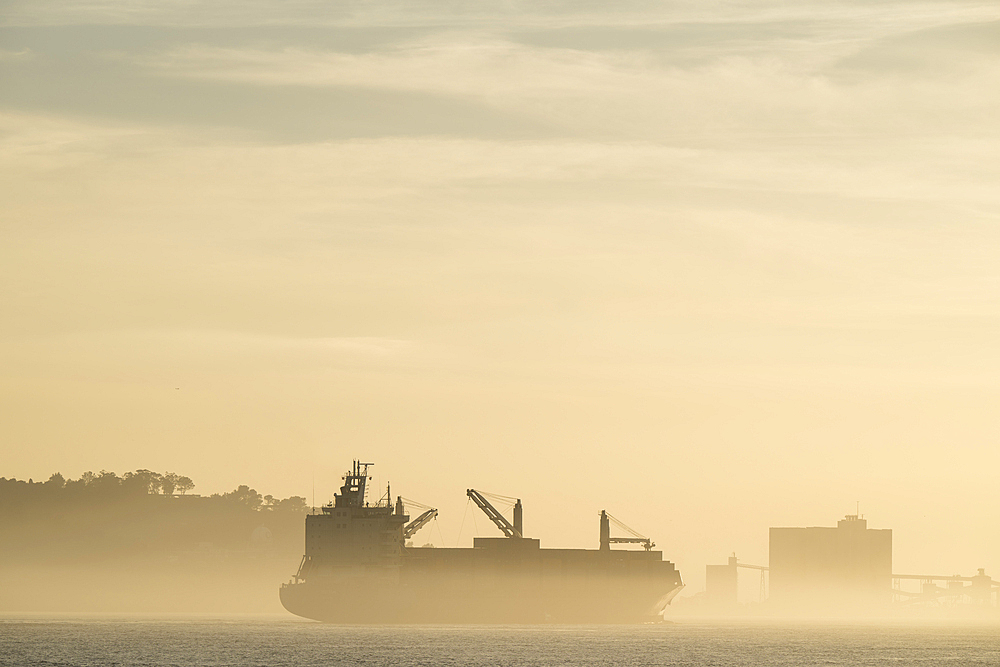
769, 515, 891, 610
705, 556, 738, 608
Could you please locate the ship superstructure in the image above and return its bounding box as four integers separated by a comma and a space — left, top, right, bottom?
292, 461, 409, 584
280, 460, 684, 623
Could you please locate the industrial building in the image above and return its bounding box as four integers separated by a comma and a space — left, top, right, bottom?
769, 514, 892, 610
705, 554, 768, 608
705, 556, 739, 607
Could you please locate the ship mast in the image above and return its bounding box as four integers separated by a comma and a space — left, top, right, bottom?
336, 460, 373, 508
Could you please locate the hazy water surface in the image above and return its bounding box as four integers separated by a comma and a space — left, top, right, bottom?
2, 617, 999, 666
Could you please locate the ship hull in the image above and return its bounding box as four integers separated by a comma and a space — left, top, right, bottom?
280, 568, 683, 624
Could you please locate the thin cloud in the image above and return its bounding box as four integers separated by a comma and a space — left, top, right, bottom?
134, 25, 1000, 146
3, 0, 997, 29
0, 48, 33, 61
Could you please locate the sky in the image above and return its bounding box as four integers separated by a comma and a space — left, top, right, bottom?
2, 0, 999, 592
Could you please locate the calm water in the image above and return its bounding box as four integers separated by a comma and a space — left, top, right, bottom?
1, 616, 998, 666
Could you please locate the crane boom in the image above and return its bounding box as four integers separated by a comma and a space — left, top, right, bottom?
600, 511, 654, 550
403, 508, 438, 540
467, 489, 522, 538
609, 536, 654, 550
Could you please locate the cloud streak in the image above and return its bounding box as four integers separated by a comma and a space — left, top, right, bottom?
129, 17, 1000, 147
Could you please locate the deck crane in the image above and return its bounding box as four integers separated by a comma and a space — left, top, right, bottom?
404, 509, 439, 540
467, 489, 523, 538
600, 510, 654, 551
399, 497, 438, 541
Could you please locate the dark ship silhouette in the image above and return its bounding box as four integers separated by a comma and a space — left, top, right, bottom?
280, 461, 683, 623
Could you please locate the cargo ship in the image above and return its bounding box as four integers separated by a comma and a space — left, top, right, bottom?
279, 461, 683, 623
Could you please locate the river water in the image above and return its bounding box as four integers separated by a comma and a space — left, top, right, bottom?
1, 616, 998, 666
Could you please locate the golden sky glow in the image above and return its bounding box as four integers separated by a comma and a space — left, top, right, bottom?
2, 1, 1000, 592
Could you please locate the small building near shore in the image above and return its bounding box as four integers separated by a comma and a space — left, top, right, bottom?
705, 556, 738, 608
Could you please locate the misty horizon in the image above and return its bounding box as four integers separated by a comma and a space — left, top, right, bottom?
2, 0, 999, 630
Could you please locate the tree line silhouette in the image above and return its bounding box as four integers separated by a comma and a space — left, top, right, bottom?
0, 470, 308, 565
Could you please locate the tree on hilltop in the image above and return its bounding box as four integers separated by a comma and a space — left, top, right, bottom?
217, 485, 263, 509
123, 470, 163, 495
161, 472, 178, 495
175, 476, 195, 494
